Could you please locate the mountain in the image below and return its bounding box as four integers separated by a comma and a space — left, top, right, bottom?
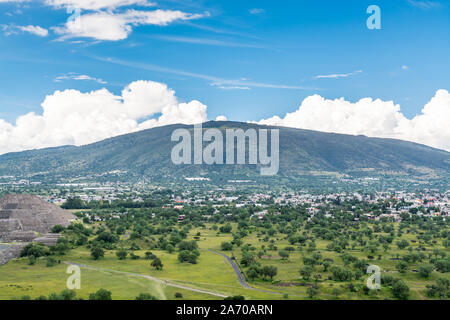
0, 121, 448, 187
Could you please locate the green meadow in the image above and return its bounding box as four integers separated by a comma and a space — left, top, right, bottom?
0, 221, 448, 300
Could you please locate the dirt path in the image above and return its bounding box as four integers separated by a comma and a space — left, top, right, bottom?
64, 261, 227, 298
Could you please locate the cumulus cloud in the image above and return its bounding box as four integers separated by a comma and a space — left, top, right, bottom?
52, 9, 207, 41
255, 90, 450, 152
215, 115, 228, 121
0, 80, 207, 154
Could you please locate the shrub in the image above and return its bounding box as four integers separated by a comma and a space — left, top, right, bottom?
51, 225, 65, 233
28, 255, 36, 265
90, 247, 104, 260
20, 243, 49, 258
116, 249, 128, 260
392, 280, 410, 300
396, 261, 408, 273
46, 256, 56, 267
224, 295, 245, 300
178, 250, 198, 264
135, 293, 158, 300
89, 289, 112, 300
418, 264, 434, 278
221, 242, 233, 251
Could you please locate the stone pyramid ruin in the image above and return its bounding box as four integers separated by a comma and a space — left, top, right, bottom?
0, 194, 76, 243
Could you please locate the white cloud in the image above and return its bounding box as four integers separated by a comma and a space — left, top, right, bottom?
255, 90, 450, 152
52, 9, 207, 41
45, 0, 155, 10
401, 65, 409, 70
55, 73, 107, 84
215, 115, 227, 121
1, 24, 48, 36
0, 80, 207, 154
314, 70, 362, 79
18, 25, 48, 36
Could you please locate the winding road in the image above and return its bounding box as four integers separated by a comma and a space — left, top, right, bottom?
208, 250, 250, 288
208, 250, 303, 297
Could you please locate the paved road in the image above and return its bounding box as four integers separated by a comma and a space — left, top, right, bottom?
64, 261, 227, 298
208, 250, 251, 288
208, 250, 303, 297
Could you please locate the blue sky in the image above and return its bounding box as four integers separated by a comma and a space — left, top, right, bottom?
0, 0, 449, 153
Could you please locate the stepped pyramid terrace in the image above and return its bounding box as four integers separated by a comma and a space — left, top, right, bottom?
0, 194, 76, 264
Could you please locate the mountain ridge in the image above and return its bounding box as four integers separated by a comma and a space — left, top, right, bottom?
0, 121, 448, 185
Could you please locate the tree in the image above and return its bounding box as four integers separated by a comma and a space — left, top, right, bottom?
116, 249, 128, 260
89, 288, 112, 300
396, 240, 409, 250
151, 257, 163, 270
95, 231, 118, 244
307, 286, 319, 299
221, 242, 233, 251
279, 250, 289, 260
51, 225, 65, 233
330, 266, 353, 281
145, 252, 156, 260
61, 197, 85, 209
135, 293, 158, 300
28, 255, 36, 265
219, 224, 233, 233
392, 280, 410, 299
178, 250, 198, 264
300, 265, 313, 280
60, 289, 77, 300
90, 247, 104, 260
434, 259, 450, 273
130, 252, 140, 260
418, 264, 434, 278
396, 261, 408, 273
52, 237, 70, 255
46, 256, 56, 267
247, 267, 259, 281
178, 240, 198, 251
166, 244, 175, 253
425, 278, 450, 298
20, 243, 49, 258
240, 251, 256, 267
224, 295, 245, 300
261, 266, 277, 280
332, 288, 341, 298
323, 258, 333, 272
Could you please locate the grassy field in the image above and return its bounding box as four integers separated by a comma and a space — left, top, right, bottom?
0, 222, 448, 300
